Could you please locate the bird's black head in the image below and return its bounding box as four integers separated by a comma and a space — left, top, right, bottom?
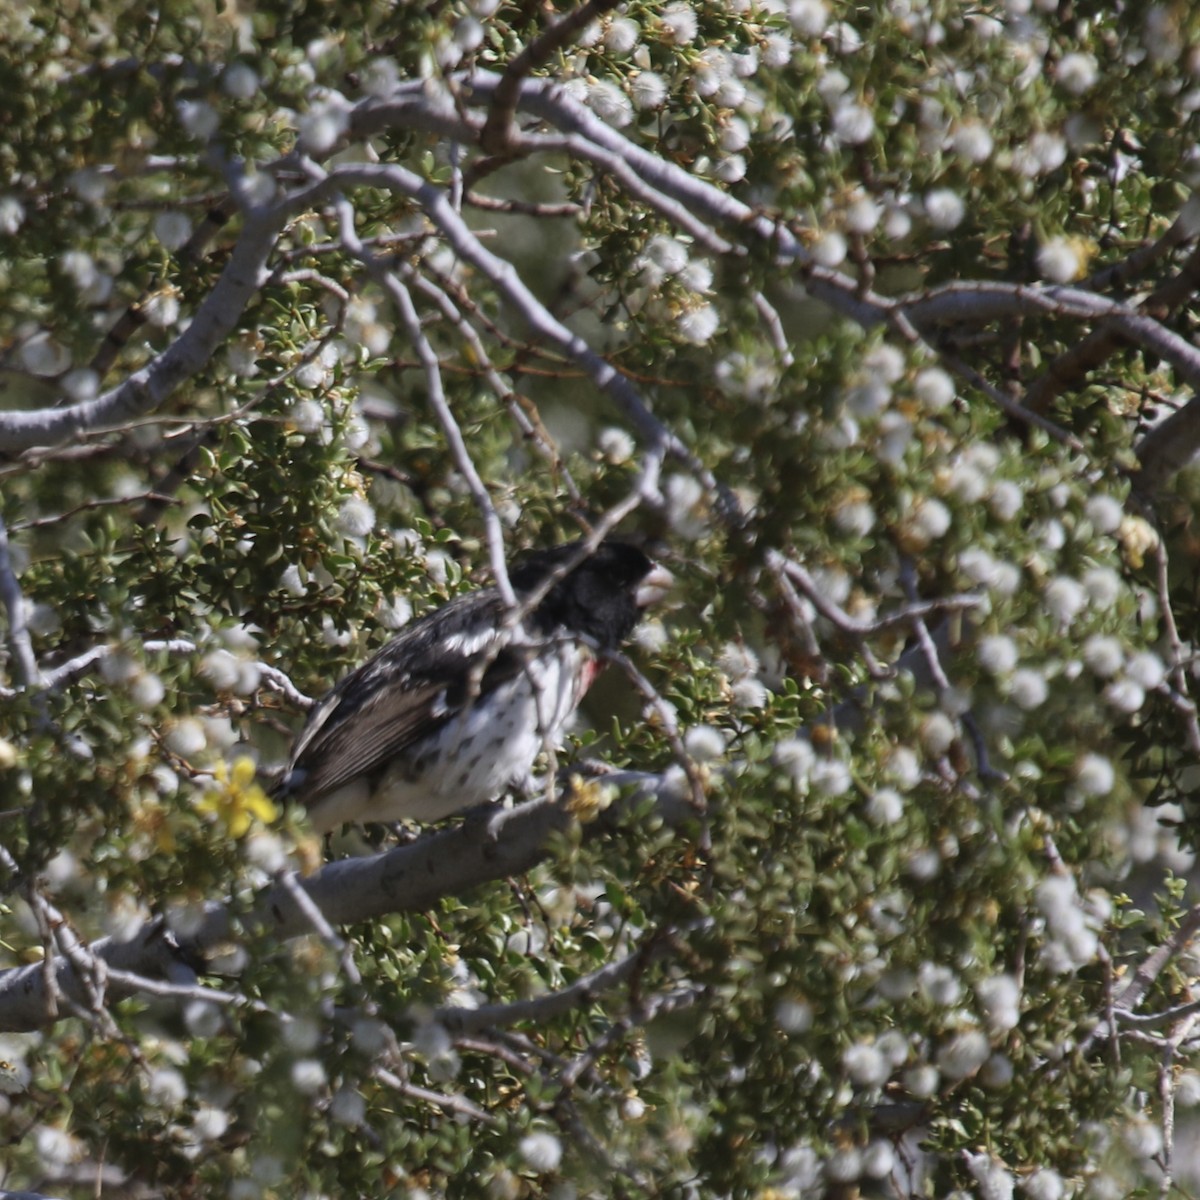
511, 540, 670, 650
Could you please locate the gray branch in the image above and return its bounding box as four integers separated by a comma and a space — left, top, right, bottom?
0, 210, 282, 456
0, 776, 688, 1033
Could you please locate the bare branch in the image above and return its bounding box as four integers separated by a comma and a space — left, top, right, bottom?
0, 513, 43, 688
402, 266, 583, 504
327, 186, 517, 607
372, 1065, 497, 1125
1115, 901, 1200, 1017
0, 207, 285, 454
436, 939, 656, 1036
480, 0, 622, 154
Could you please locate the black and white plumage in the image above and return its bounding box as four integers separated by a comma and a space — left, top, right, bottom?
276, 541, 672, 832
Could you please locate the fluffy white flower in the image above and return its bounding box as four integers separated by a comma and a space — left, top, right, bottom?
775, 996, 814, 1032
925, 187, 965, 229
659, 2, 698, 44
519, 1131, 563, 1172
1085, 493, 1124, 533
775, 737, 815, 786
146, 1066, 189, 1109
951, 121, 994, 163
732, 676, 768, 708
909, 496, 952, 543
887, 745, 922, 789
335, 496, 376, 538
989, 480, 1024, 521
1103, 678, 1145, 713
631, 70, 668, 110
154, 211, 194, 252
453, 14, 485, 50
717, 643, 759, 679
35, 1123, 85, 1173
719, 115, 752, 153
1075, 753, 1115, 797
183, 999, 223, 1037
914, 366, 955, 410
1037, 135, 1070, 177
826, 1148, 863, 1183
598, 426, 636, 463
905, 847, 940, 880
714, 154, 747, 183
330, 1087, 366, 1127
604, 16, 640, 54
976, 973, 1021, 1033
1008, 667, 1048, 710
865, 787, 904, 825
811, 229, 848, 267
166, 718, 207, 757
789, 0, 829, 36
1044, 576, 1086, 626
845, 194, 882, 233
640, 233, 689, 281
903, 1063, 940, 1097
20, 331, 71, 376
863, 343, 905, 382
1082, 565, 1122, 609
177, 99, 220, 140
0, 195, 26, 234
685, 724, 726, 762
62, 368, 100, 400
1124, 650, 1165, 690
826, 20, 864, 53
586, 79, 633, 127
920, 712, 957, 755
936, 1029, 990, 1080
297, 96, 351, 154
964, 1151, 1015, 1200
222, 62, 259, 99
1082, 635, 1124, 677
833, 498, 876, 536
811, 758, 852, 796
1056, 51, 1098, 95
677, 303, 719, 344
693, 46, 733, 97
832, 101, 875, 145
1037, 237, 1083, 283
291, 1058, 327, 1094
863, 1140, 896, 1179
1123, 1117, 1163, 1160
130, 670, 166, 708
762, 31, 794, 68
279, 563, 307, 597
1022, 1168, 1065, 1200
883, 204, 912, 240
980, 1053, 1014, 1089
843, 1042, 889, 1087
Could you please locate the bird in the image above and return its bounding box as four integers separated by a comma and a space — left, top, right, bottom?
275, 540, 674, 833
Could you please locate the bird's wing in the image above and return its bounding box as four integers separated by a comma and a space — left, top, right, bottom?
280, 589, 527, 803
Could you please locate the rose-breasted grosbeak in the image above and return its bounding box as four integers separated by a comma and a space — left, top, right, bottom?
276, 541, 673, 832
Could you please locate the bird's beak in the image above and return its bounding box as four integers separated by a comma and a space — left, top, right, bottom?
636, 563, 676, 609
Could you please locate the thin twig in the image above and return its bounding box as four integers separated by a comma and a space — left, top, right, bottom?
329, 187, 518, 607
372, 1064, 496, 1125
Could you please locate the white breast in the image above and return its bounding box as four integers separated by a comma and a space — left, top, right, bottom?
365, 640, 592, 824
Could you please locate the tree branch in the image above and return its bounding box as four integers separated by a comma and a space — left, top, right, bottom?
0, 777, 692, 1033
479, 0, 622, 154
0, 209, 282, 455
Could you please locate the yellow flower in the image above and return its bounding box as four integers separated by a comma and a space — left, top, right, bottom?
197, 757, 278, 838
